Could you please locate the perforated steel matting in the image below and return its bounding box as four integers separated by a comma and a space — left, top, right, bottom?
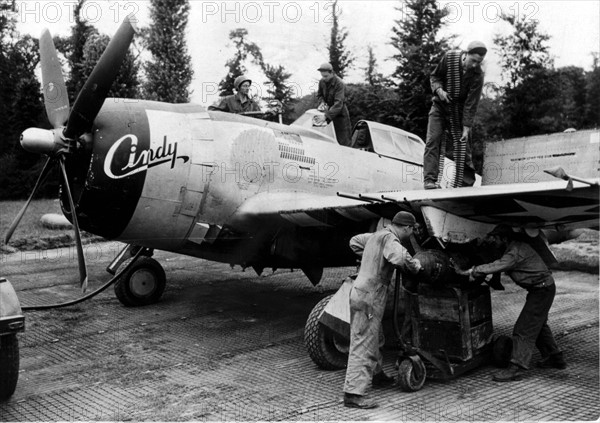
1, 248, 598, 421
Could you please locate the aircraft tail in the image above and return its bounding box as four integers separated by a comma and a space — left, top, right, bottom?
482, 129, 599, 185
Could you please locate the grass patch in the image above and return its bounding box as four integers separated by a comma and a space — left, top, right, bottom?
1, 198, 104, 252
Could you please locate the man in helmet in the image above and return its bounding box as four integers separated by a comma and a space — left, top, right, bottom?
343, 212, 423, 409
208, 75, 261, 114
313, 62, 352, 147
459, 224, 566, 382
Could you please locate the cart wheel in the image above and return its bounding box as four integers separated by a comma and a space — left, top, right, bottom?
397, 356, 426, 392
492, 335, 513, 368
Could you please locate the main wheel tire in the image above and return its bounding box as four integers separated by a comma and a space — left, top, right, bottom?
304, 294, 349, 370
0, 334, 19, 400
397, 357, 426, 392
492, 335, 513, 368
114, 257, 166, 307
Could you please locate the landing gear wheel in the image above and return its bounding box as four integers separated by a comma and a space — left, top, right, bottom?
0, 334, 19, 400
397, 356, 426, 392
492, 335, 513, 368
114, 257, 166, 307
304, 294, 349, 370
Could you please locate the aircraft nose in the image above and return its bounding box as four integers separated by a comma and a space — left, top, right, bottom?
20, 128, 60, 155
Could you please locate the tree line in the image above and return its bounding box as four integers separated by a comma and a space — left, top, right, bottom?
1, 0, 598, 200
214, 0, 599, 166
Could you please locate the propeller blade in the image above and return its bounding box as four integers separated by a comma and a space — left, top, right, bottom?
58, 156, 88, 292
4, 157, 54, 244
64, 16, 137, 139
39, 29, 70, 128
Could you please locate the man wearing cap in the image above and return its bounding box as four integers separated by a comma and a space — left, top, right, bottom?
459, 224, 566, 382
423, 41, 487, 189
314, 62, 352, 147
208, 75, 261, 114
343, 211, 423, 409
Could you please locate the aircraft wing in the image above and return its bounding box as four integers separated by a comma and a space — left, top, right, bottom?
238, 180, 599, 237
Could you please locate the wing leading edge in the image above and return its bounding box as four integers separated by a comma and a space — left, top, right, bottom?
235, 180, 599, 233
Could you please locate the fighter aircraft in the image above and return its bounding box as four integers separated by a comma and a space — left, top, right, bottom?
5, 17, 598, 343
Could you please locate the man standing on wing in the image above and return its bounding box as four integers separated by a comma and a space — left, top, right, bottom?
423, 41, 486, 189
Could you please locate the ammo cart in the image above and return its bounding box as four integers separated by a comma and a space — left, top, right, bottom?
395, 282, 497, 391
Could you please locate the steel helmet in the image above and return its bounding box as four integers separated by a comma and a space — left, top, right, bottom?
234, 75, 251, 90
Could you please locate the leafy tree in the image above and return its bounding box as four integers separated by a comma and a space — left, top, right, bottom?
327, 0, 353, 78
0, 0, 16, 38
389, 0, 454, 139
80, 33, 140, 98
363, 45, 385, 86
555, 66, 587, 129
218, 28, 264, 96
0, 4, 55, 200
0, 0, 18, 154
494, 13, 552, 89
144, 0, 193, 103
263, 63, 295, 121
345, 83, 399, 127
287, 84, 398, 128
584, 63, 600, 128
64, 0, 98, 103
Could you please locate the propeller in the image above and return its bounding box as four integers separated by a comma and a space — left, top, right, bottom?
4, 16, 137, 292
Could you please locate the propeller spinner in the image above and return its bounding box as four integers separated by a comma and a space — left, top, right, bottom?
5, 16, 138, 293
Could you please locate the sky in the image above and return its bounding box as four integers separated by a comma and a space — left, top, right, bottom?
13, 0, 600, 106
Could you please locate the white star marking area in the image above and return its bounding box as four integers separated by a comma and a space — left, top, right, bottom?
494, 199, 599, 221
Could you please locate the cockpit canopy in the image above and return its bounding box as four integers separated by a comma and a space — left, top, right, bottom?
291, 110, 425, 166
350, 120, 424, 165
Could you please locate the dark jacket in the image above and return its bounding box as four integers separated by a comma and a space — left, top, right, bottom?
208, 92, 261, 114
317, 75, 352, 146
472, 240, 554, 288
430, 51, 484, 127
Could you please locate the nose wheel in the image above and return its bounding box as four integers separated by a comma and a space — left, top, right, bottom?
114, 256, 166, 307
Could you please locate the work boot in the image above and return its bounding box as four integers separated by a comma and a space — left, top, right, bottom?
492, 363, 523, 382
537, 352, 567, 369
372, 371, 395, 388
343, 393, 378, 409
424, 181, 441, 190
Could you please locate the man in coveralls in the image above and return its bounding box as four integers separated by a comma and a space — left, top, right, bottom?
423, 41, 486, 189
461, 224, 566, 382
313, 62, 352, 147
343, 212, 423, 409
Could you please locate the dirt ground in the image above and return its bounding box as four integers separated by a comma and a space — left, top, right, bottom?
0, 241, 598, 421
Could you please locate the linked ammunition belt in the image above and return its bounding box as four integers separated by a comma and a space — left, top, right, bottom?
438, 50, 466, 188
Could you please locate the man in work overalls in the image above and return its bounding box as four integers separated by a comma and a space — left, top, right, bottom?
343, 212, 423, 409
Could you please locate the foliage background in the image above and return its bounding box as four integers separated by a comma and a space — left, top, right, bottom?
1, 0, 598, 200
